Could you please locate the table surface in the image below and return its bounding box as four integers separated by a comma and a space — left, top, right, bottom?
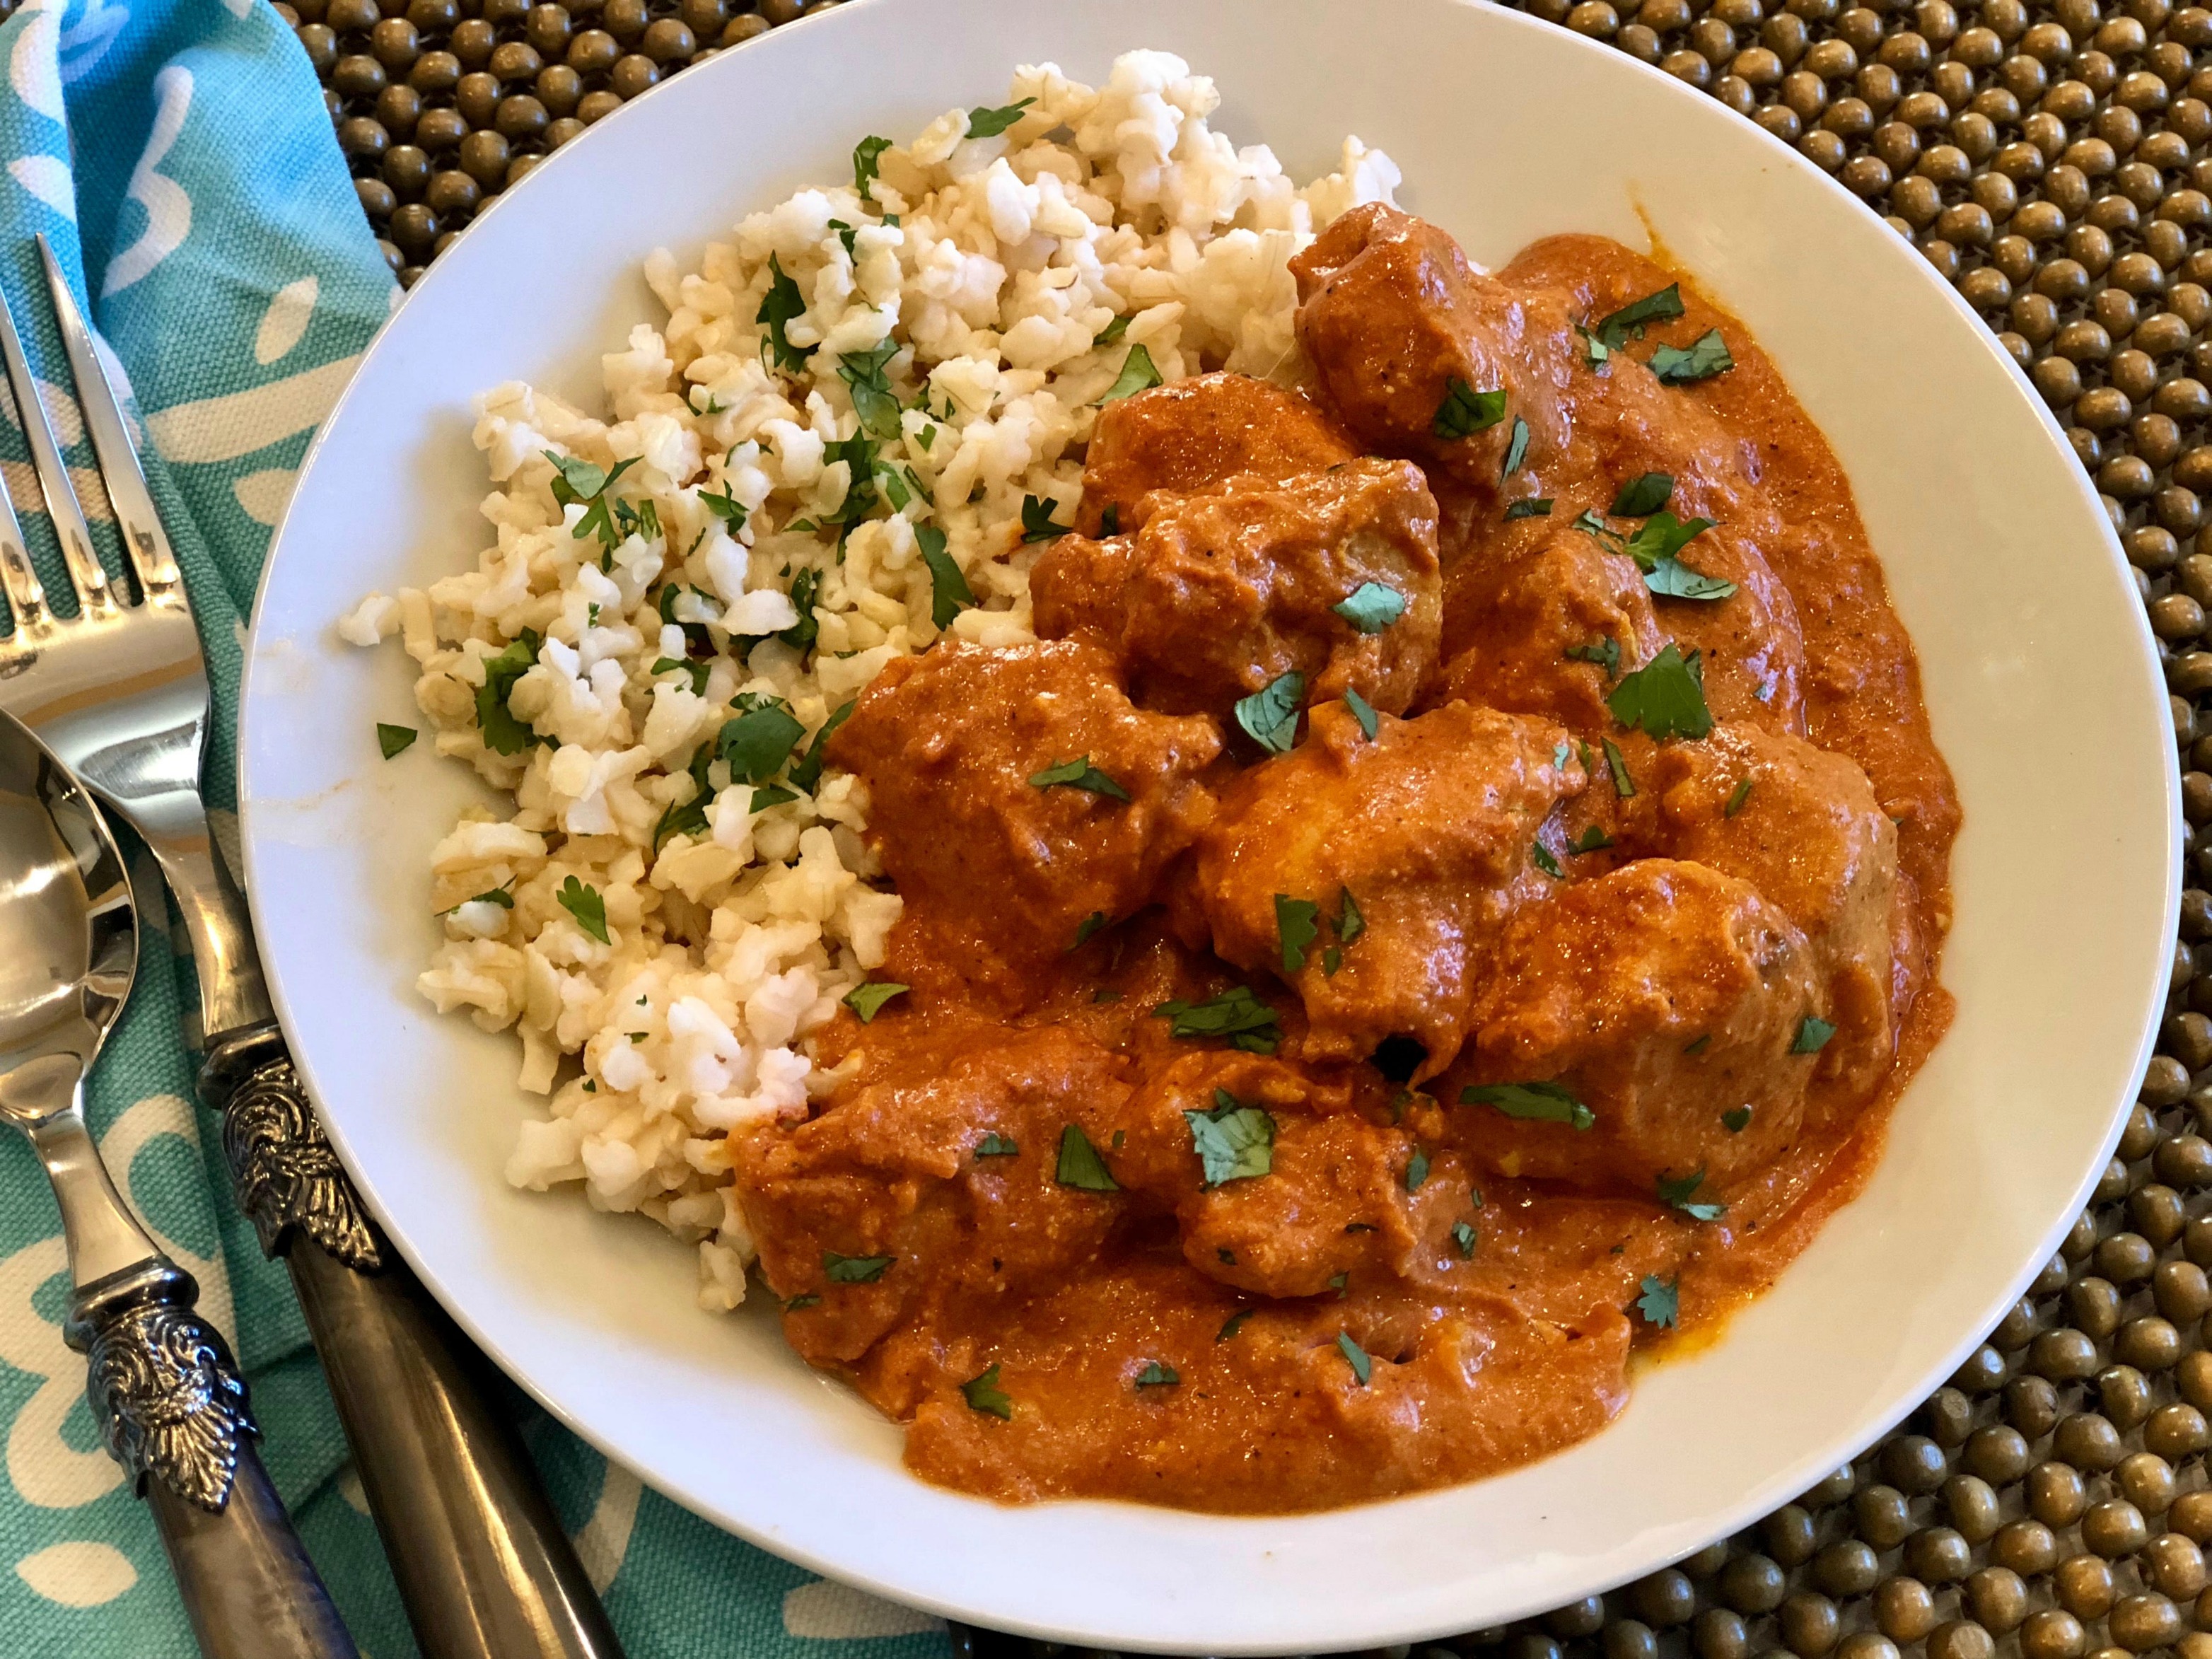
285, 0, 2212, 1653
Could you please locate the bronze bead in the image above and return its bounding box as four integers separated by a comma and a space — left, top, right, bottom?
2085, 1498, 2153, 1559
679, 0, 726, 35
1945, 1474, 2002, 1541
2156, 1130, 2212, 1187
331, 51, 387, 96
1603, 1621, 1658, 1659
1663, 47, 1713, 84
354, 175, 397, 220
414, 107, 466, 155
2056, 1553, 2118, 1619
1694, 1609, 1749, 1659
406, 0, 458, 28
1838, 5, 1882, 51
375, 82, 421, 136
1508, 1635, 1561, 1659
1995, 1519, 2062, 1576
409, 47, 459, 92
382, 142, 431, 197
388, 200, 438, 254
545, 115, 585, 149
1906, 1527, 1973, 1583
537, 62, 581, 115
721, 13, 769, 46
337, 114, 390, 161
2022, 1612, 2090, 1659
1628, 1569, 1696, 1628
1856, 1482, 1913, 1547
759, 0, 805, 23
610, 52, 658, 98
524, 2, 569, 54
601, 0, 648, 35
1928, 1622, 1996, 1659
504, 153, 542, 190
325, 0, 378, 28
1837, 1640, 1898, 1659
455, 69, 498, 124
488, 40, 541, 81
2136, 414, 2184, 468
1814, 1539, 1880, 1596
2102, 453, 2158, 499
376, 238, 403, 274
1780, 1595, 1841, 1658
449, 15, 494, 65
457, 127, 508, 189
2109, 1594, 2183, 1653
568, 27, 619, 71
577, 88, 622, 123
494, 93, 548, 141
2030, 1460, 2090, 1526
1758, 103, 1803, 140
1549, 1598, 1607, 1639
640, 16, 694, 60
1717, 1552, 1786, 1614
423, 168, 478, 216
2118, 1450, 2179, 1513
1874, 1577, 1939, 1643
2094, 287, 2142, 334
2139, 313, 2194, 358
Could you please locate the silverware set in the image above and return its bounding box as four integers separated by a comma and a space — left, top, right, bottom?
0, 238, 626, 1657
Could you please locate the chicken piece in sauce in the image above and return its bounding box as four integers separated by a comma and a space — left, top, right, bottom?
826, 639, 1221, 1001
1073, 370, 1356, 537
1450, 858, 1825, 1196
1621, 723, 1902, 1100
1032, 457, 1443, 718
1193, 699, 1582, 1078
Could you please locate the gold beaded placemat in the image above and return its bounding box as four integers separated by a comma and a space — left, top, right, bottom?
288, 0, 2210, 1653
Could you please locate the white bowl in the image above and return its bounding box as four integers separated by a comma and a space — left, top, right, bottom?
238, 0, 2179, 1648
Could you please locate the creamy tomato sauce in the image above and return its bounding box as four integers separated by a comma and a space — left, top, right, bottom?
731, 209, 1958, 1513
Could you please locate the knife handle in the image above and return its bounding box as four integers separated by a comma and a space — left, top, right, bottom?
200, 1024, 627, 1659
69, 1259, 359, 1659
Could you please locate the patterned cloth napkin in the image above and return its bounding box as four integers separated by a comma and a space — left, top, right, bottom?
0, 4, 952, 1656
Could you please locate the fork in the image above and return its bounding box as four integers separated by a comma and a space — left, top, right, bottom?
1, 235, 624, 1659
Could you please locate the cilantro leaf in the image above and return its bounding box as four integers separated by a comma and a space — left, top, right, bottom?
1235, 671, 1304, 755
1451, 1220, 1478, 1258
1405, 1146, 1431, 1193
1793, 1015, 1837, 1054
1134, 1361, 1180, 1389
965, 95, 1036, 139
1506, 498, 1554, 520
1684, 1034, 1712, 1056
960, 1363, 1013, 1419
1564, 636, 1622, 680
783, 1292, 820, 1311
1218, 1309, 1253, 1341
788, 701, 854, 793
1337, 886, 1365, 945
377, 723, 417, 759
1651, 328, 1735, 385
1155, 986, 1281, 1054
699, 487, 748, 535
780, 566, 822, 655
1531, 841, 1564, 879
1060, 911, 1107, 953
1725, 778, 1754, 817
844, 982, 909, 1023
1100, 344, 1162, 404
975, 1132, 1019, 1158
824, 1250, 892, 1283
1636, 1274, 1680, 1328
1612, 473, 1676, 516
1056, 1124, 1120, 1192
1594, 284, 1685, 350
1186, 1092, 1276, 1186
1344, 687, 1379, 740
1571, 825, 1614, 854
459, 885, 514, 912
756, 253, 815, 374
1019, 495, 1068, 542
1722, 1107, 1752, 1133
1332, 582, 1407, 634
718, 703, 806, 784
1099, 502, 1122, 535
1276, 894, 1322, 974
1577, 325, 1612, 370
1097, 313, 1131, 344
915, 524, 974, 629
1028, 755, 1131, 801
852, 133, 892, 202
556, 875, 609, 944
1335, 1330, 1373, 1385
1646, 556, 1738, 602
1433, 377, 1508, 439
1501, 416, 1530, 479
1603, 735, 1636, 797
1658, 1166, 1727, 1221
837, 339, 904, 440
1460, 1081, 1596, 1131
1608, 643, 1714, 742
476, 631, 543, 755
750, 786, 798, 812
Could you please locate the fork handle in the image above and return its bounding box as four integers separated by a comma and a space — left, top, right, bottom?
68, 1260, 359, 1659
199, 1023, 627, 1659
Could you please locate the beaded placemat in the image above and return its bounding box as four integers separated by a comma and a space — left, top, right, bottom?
286, 0, 2211, 1653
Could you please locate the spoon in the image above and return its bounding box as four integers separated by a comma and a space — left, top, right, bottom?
0, 709, 357, 1659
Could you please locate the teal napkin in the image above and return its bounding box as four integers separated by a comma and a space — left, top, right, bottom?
0, 4, 953, 1656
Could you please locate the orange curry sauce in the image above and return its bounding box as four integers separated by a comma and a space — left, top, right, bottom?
731, 207, 1960, 1513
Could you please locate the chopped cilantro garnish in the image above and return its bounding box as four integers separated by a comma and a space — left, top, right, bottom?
1153, 986, 1282, 1054
788, 700, 854, 793
1603, 736, 1637, 797
1276, 895, 1322, 974
1019, 494, 1069, 542
455, 885, 514, 912
781, 566, 821, 654
476, 630, 543, 755
1658, 1166, 1727, 1221
556, 875, 609, 944
783, 1292, 820, 1311
1028, 755, 1131, 801
750, 786, 798, 812
965, 95, 1036, 139
1722, 1107, 1752, 1133
1332, 582, 1407, 634
1793, 1015, 1837, 1054
1451, 1220, 1478, 1258
1636, 1274, 1680, 1328
1611, 473, 1676, 516
1097, 313, 1131, 344
1185, 1090, 1276, 1186
1337, 886, 1365, 945
1100, 343, 1163, 403
1218, 1309, 1253, 1341
1099, 502, 1122, 536
1651, 328, 1735, 385
1725, 778, 1754, 817
852, 133, 892, 202
1571, 825, 1614, 854
1071, 911, 1110, 950
1531, 841, 1564, 879
1405, 1146, 1431, 1193
1645, 555, 1739, 602
1235, 671, 1304, 755
975, 1132, 1019, 1158
1461, 1081, 1595, 1130
1684, 1034, 1712, 1056
700, 487, 748, 536
844, 982, 909, 1023
376, 723, 417, 759
1565, 636, 1622, 680
756, 253, 815, 374
1344, 687, 1379, 740
1322, 945, 1343, 977
718, 702, 806, 784
1335, 1330, 1373, 1385
823, 1249, 892, 1283
685, 388, 727, 417
915, 524, 973, 629
1134, 1361, 1180, 1389
1506, 498, 1555, 520
1577, 324, 1612, 369
837, 339, 904, 440
1433, 377, 1508, 439
1329, 1271, 1349, 1298
1501, 416, 1530, 479
1093, 988, 1124, 1004
1608, 644, 1714, 741
960, 1363, 1013, 1419
546, 452, 639, 557
1593, 284, 1685, 350
1056, 1124, 1120, 1192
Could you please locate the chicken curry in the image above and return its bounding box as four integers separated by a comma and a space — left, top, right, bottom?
730, 205, 1959, 1513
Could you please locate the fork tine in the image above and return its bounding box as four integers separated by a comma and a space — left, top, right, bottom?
0, 273, 112, 619
35, 238, 182, 604
0, 441, 51, 641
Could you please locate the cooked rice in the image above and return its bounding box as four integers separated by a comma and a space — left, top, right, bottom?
344, 50, 1399, 1310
